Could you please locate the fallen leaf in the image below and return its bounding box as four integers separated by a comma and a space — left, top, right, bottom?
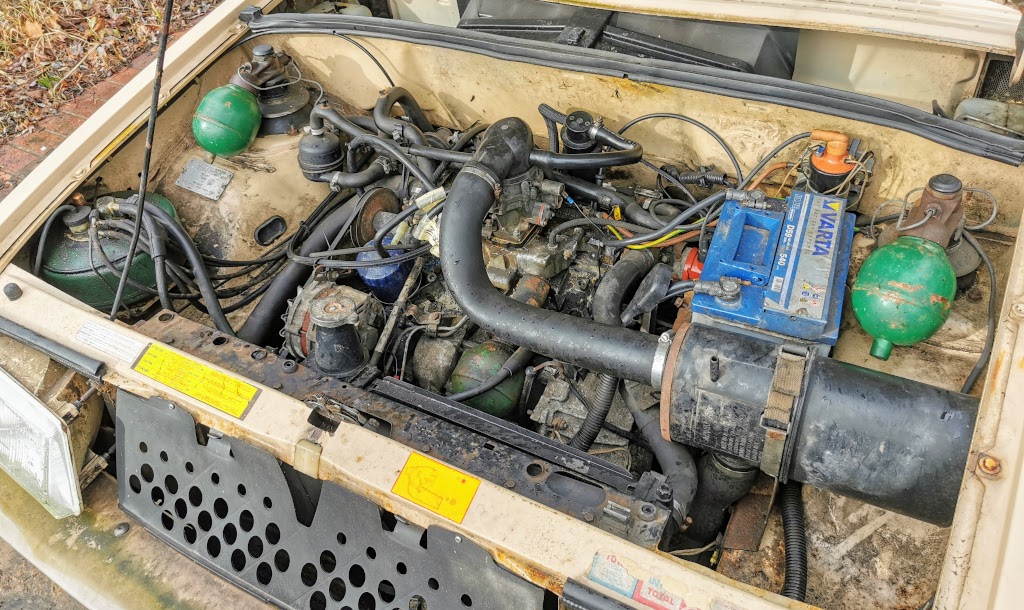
22, 20, 44, 38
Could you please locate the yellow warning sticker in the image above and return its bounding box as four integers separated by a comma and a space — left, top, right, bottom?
391, 453, 480, 523
132, 343, 260, 418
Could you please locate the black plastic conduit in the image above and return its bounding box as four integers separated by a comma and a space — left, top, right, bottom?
572, 251, 657, 451
780, 482, 808, 601
439, 117, 662, 382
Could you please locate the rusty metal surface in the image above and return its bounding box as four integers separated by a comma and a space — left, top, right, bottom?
351, 187, 400, 247
134, 312, 672, 549
722, 473, 777, 552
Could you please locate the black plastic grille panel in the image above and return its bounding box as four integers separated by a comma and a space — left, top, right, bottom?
115, 391, 544, 610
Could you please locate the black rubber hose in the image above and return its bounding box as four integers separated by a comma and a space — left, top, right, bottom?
308, 103, 373, 139
527, 132, 642, 169
439, 118, 662, 382
573, 251, 656, 452
33, 204, 76, 276
314, 160, 387, 189
554, 171, 628, 209
780, 482, 808, 602
592, 251, 656, 327
448, 346, 533, 402
237, 195, 362, 346
372, 204, 418, 259
346, 134, 437, 191
114, 202, 233, 335
531, 103, 643, 169
682, 452, 758, 546
623, 202, 666, 230
373, 87, 436, 175
373, 87, 434, 135
621, 382, 699, 523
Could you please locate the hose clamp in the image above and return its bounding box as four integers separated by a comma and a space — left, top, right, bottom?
759, 344, 810, 481
649, 331, 674, 388
462, 162, 502, 198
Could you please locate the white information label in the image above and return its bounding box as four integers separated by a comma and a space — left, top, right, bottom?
75, 320, 147, 363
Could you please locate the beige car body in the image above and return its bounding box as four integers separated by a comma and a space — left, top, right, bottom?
0, 1, 1022, 608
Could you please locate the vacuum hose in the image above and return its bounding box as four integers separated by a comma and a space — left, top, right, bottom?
439, 118, 663, 382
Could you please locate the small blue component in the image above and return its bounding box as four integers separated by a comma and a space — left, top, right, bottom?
692, 190, 855, 345
356, 238, 412, 302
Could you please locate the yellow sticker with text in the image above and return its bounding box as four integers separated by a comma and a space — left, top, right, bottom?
132, 343, 260, 418
392, 453, 480, 523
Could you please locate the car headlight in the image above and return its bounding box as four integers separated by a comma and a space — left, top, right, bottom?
0, 366, 82, 518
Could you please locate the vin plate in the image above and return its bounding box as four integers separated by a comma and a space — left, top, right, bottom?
175, 158, 233, 201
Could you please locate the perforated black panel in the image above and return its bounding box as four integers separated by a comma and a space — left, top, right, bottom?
115, 391, 545, 610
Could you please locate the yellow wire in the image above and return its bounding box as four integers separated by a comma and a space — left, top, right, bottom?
628, 229, 683, 250
607, 225, 624, 239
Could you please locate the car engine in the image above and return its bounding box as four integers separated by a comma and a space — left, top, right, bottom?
26, 40, 994, 605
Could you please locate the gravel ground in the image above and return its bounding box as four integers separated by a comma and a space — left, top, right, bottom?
0, 538, 83, 610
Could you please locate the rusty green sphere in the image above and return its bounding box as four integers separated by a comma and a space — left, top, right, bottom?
449, 342, 525, 419
851, 236, 956, 360
192, 84, 261, 157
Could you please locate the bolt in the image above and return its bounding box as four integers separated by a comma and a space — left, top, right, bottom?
1013, 302, 1024, 318
639, 503, 656, 522
583, 511, 595, 523
504, 479, 516, 489
966, 286, 984, 303
113, 522, 130, 537
251, 349, 267, 361
3, 283, 22, 301
978, 454, 1001, 476
282, 359, 297, 373
656, 484, 672, 503
454, 535, 462, 543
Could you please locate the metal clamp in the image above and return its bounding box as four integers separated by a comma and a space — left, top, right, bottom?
759, 344, 809, 480
462, 163, 503, 198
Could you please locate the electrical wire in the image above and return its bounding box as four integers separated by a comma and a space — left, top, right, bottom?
740, 132, 812, 189
961, 232, 996, 394
964, 187, 999, 230
108, 0, 174, 320
618, 113, 743, 184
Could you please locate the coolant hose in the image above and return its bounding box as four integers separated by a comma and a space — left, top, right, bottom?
314, 160, 388, 189
237, 195, 362, 345
621, 381, 699, 524
113, 202, 233, 335
780, 482, 808, 602
439, 118, 663, 382
373, 88, 435, 175
373, 87, 434, 135
683, 452, 758, 546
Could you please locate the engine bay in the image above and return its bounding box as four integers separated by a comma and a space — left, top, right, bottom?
12, 21, 1020, 609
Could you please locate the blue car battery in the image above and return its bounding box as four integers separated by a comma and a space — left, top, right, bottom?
691, 190, 855, 346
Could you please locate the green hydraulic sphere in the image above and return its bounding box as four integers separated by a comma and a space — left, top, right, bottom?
40, 192, 177, 310
851, 236, 956, 360
192, 84, 261, 157
449, 342, 525, 419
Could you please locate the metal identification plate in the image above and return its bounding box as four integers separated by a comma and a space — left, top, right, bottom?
175, 158, 233, 201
